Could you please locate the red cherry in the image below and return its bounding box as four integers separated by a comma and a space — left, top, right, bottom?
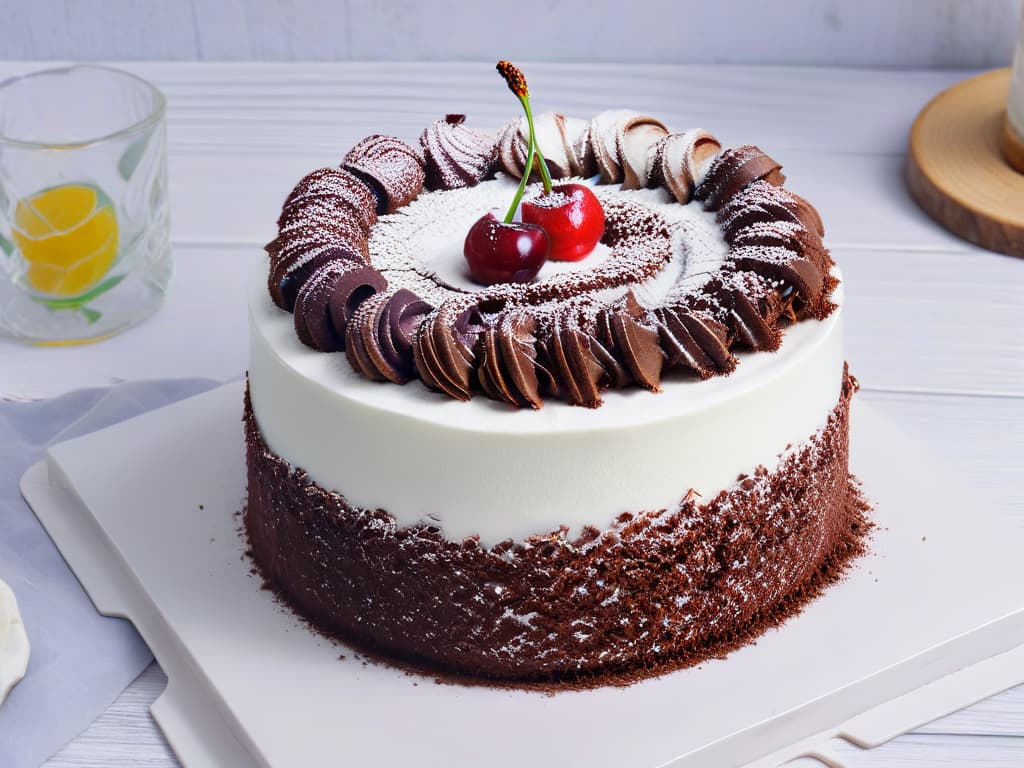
521, 183, 605, 262
464, 212, 550, 286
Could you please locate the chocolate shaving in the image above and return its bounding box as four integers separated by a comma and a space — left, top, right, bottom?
325, 261, 388, 346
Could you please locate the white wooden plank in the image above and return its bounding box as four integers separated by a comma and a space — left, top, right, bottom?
791, 733, 1024, 767
858, 391, 1024, 529
916, 685, 1024, 737
839, 247, 1024, 397
3, 1, 1019, 68
0, 62, 975, 156
46, 665, 175, 768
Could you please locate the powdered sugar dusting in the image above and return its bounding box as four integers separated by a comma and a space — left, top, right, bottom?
366, 175, 729, 317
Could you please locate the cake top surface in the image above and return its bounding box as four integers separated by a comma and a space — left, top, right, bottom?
264, 106, 839, 410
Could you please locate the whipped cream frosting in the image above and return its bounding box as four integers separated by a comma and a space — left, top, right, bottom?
248, 255, 844, 545
0, 580, 29, 706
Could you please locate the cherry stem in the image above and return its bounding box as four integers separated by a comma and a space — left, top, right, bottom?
518, 93, 553, 194
503, 120, 536, 223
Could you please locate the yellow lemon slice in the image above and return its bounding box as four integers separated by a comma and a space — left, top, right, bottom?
13, 183, 119, 298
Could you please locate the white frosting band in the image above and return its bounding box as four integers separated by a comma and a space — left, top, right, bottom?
1010, 14, 1024, 140
0, 580, 29, 706
248, 260, 845, 546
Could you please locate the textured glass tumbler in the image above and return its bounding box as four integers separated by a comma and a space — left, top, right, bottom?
0, 65, 171, 345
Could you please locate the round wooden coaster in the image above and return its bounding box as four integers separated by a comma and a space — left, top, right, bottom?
906, 68, 1024, 258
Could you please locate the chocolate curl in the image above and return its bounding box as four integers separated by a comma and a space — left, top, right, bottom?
496, 114, 580, 181
604, 293, 664, 391
655, 304, 735, 376
420, 114, 498, 191
729, 219, 832, 277
323, 260, 388, 347
269, 242, 363, 313
654, 305, 718, 378
590, 110, 631, 184
646, 130, 722, 203
293, 259, 368, 351
589, 110, 668, 185
345, 289, 434, 384
277, 167, 377, 232
617, 115, 669, 190
544, 312, 607, 408
718, 181, 825, 243
694, 145, 786, 211
707, 271, 785, 352
412, 302, 480, 401
343, 134, 425, 214
478, 312, 543, 409
729, 244, 824, 316
563, 116, 597, 178
346, 290, 389, 382
381, 289, 434, 381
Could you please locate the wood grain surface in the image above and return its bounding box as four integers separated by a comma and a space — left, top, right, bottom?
0, 62, 1020, 767
906, 69, 1024, 258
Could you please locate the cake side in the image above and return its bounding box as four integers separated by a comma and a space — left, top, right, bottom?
244, 370, 869, 687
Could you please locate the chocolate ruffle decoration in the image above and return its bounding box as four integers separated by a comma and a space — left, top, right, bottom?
343, 135, 425, 214
730, 219, 832, 277
617, 115, 669, 190
695, 146, 786, 211
589, 110, 668, 186
277, 167, 378, 232
420, 114, 498, 190
718, 181, 825, 243
267, 166, 378, 311
412, 302, 482, 401
306, 259, 387, 349
543, 312, 607, 408
345, 289, 434, 384
646, 130, 722, 203
496, 113, 594, 181
601, 293, 664, 390
268, 109, 844, 409
728, 245, 824, 316
654, 304, 735, 378
478, 312, 543, 409
293, 258, 384, 351
711, 271, 786, 351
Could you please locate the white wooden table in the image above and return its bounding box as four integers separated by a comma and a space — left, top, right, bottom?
2, 62, 1022, 767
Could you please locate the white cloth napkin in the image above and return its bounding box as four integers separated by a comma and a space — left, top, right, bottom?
0, 378, 219, 767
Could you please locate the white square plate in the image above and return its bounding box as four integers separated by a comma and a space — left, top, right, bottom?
21, 382, 1024, 767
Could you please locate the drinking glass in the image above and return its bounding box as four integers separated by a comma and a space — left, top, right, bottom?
0, 65, 171, 345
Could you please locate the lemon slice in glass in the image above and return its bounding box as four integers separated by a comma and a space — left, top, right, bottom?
12, 183, 119, 298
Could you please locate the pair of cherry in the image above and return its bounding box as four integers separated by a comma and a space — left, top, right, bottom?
464, 183, 604, 285
463, 61, 605, 286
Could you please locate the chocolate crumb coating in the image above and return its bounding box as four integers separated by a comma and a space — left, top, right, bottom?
244, 369, 870, 688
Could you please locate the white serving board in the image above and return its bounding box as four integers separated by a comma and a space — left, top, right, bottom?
20, 382, 1024, 768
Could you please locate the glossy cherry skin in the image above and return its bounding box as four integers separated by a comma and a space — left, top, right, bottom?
521, 183, 605, 262
464, 212, 550, 286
